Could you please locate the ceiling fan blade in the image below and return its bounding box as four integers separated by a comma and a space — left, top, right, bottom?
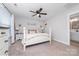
32, 14, 37, 16
40, 13, 47, 15
38, 8, 43, 12
29, 11, 36, 13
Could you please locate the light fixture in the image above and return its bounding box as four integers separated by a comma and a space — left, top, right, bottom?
14, 3, 17, 6
37, 14, 39, 17
70, 18, 78, 22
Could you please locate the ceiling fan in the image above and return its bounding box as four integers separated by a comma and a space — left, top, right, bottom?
29, 8, 47, 18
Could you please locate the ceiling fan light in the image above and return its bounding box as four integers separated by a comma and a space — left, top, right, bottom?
37, 14, 39, 16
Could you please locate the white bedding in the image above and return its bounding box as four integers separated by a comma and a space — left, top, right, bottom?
26, 33, 50, 39
22, 33, 50, 45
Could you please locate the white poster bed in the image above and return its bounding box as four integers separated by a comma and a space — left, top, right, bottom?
22, 27, 52, 51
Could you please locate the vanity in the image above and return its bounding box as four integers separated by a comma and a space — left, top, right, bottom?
70, 29, 79, 42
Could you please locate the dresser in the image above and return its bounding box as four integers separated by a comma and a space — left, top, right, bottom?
0, 27, 9, 56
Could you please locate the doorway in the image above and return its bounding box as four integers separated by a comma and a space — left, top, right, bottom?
69, 12, 79, 44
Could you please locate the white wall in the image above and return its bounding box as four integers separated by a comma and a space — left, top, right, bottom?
15, 16, 50, 34
0, 4, 11, 26
15, 16, 47, 38
48, 13, 70, 45
48, 4, 79, 45
15, 16, 41, 30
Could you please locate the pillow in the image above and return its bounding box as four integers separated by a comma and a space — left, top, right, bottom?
28, 29, 37, 34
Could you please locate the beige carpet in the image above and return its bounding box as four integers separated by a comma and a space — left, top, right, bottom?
8, 40, 79, 56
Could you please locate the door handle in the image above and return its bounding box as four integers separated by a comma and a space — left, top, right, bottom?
4, 40, 8, 43
4, 50, 8, 54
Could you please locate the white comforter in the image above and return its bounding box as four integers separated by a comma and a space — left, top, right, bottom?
22, 33, 50, 46
26, 33, 50, 39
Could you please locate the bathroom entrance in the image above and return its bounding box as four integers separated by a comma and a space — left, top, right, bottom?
69, 12, 79, 44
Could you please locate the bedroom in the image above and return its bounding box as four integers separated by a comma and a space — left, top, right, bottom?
0, 3, 79, 56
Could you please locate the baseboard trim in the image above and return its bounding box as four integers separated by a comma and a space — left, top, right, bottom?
71, 40, 79, 43
53, 39, 70, 46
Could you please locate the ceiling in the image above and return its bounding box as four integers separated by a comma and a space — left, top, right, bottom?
4, 3, 77, 20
